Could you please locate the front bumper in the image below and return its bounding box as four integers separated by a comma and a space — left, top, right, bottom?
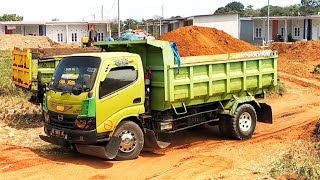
42, 123, 108, 145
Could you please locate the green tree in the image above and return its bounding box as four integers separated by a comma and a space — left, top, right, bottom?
214, 1, 245, 16
0, 14, 23, 21
225, 1, 245, 13
299, 0, 320, 15
243, 5, 260, 17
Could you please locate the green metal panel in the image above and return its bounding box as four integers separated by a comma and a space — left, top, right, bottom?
95, 40, 278, 112
30, 57, 62, 92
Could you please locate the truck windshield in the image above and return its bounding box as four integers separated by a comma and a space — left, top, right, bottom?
50, 56, 101, 92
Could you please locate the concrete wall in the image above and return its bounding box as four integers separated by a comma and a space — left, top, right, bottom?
193, 14, 240, 38
46, 25, 67, 43
95, 24, 107, 42
312, 19, 320, 40
11, 26, 23, 34
68, 25, 87, 43
240, 20, 254, 44
0, 25, 4, 34
291, 19, 304, 40
25, 25, 39, 35
253, 19, 272, 41
161, 24, 168, 36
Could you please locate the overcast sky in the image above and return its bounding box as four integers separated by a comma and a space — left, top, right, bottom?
0, 0, 302, 21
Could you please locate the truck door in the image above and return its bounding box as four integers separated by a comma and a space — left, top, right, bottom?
95, 58, 145, 133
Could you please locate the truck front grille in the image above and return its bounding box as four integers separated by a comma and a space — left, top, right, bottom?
48, 111, 77, 130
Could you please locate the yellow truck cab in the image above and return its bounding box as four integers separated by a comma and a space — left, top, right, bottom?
41, 52, 147, 160
40, 40, 277, 160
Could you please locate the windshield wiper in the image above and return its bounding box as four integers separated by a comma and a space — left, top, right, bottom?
61, 90, 72, 95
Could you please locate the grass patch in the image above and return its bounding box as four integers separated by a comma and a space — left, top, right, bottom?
268, 80, 286, 96
0, 50, 30, 97
313, 65, 320, 75
269, 125, 320, 180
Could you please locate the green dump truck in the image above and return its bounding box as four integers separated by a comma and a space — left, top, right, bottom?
36, 40, 278, 160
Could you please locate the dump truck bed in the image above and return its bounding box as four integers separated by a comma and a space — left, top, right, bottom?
95, 40, 278, 111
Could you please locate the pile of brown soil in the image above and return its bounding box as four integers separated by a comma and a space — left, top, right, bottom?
0, 34, 81, 50
158, 26, 260, 57
270, 41, 320, 61
269, 41, 320, 79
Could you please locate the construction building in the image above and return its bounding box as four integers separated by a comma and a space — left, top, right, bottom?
0, 20, 111, 44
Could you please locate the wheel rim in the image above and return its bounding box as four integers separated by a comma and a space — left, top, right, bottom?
119, 130, 137, 153
239, 112, 252, 132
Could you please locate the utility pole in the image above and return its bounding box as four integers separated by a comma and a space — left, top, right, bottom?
160, 5, 164, 36
118, 0, 121, 39
101, 5, 104, 20
267, 0, 270, 44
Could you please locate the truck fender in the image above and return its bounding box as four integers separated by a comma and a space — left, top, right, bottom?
241, 101, 273, 124
110, 116, 144, 136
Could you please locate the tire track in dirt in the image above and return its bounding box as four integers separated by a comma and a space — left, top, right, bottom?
279, 72, 320, 90
1, 76, 320, 180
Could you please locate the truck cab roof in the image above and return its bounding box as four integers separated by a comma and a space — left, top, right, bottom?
66, 52, 139, 61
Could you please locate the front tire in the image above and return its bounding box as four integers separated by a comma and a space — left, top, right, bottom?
219, 104, 257, 140
113, 121, 144, 161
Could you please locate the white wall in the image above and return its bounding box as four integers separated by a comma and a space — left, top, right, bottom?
253, 19, 272, 41
312, 19, 320, 40
95, 24, 107, 42
46, 25, 67, 43
291, 19, 304, 40
25, 25, 39, 35
193, 14, 240, 38
12, 26, 24, 34
0, 25, 4, 34
68, 25, 87, 44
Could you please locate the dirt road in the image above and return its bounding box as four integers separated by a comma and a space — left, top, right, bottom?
0, 72, 319, 179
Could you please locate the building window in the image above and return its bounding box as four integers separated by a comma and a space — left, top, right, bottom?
57, 33, 63, 42
281, 28, 285, 36
97, 32, 104, 42
294, 27, 300, 37
72, 33, 78, 42
255, 28, 262, 38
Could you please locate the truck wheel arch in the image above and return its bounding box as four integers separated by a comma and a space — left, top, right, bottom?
112, 116, 144, 135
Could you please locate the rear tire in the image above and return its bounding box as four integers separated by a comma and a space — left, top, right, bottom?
219, 104, 257, 140
113, 121, 144, 161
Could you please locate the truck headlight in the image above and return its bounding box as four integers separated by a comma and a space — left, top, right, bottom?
75, 118, 95, 130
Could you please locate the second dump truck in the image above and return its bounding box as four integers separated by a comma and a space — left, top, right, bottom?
18, 40, 277, 160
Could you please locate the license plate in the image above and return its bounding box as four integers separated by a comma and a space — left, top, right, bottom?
51, 128, 65, 137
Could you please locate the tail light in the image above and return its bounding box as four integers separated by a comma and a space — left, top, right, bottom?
44, 113, 50, 123
145, 67, 152, 85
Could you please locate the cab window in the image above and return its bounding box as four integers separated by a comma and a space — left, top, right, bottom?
99, 66, 137, 99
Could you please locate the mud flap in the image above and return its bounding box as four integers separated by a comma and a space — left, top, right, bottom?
257, 103, 273, 124
143, 129, 170, 151
75, 137, 121, 159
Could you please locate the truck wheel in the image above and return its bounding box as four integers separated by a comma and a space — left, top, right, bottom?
113, 121, 144, 161
219, 104, 257, 140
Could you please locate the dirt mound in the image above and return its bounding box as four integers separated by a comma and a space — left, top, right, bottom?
270, 41, 320, 61
269, 41, 320, 79
0, 34, 81, 50
158, 26, 260, 57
